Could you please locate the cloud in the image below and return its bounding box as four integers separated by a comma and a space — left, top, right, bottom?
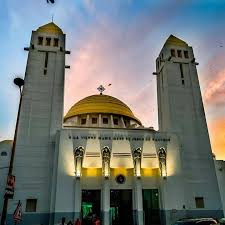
203, 67, 225, 106
208, 116, 225, 160
64, 0, 191, 129
64, 17, 158, 127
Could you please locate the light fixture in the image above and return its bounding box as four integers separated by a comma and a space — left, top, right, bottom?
133, 147, 142, 178
102, 146, 111, 178
157, 147, 167, 179
74, 146, 85, 178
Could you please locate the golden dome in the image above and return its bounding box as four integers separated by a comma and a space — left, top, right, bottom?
64, 94, 141, 124
37, 22, 63, 34
165, 35, 188, 47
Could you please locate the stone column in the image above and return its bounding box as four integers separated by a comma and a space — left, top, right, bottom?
121, 116, 126, 128
110, 115, 114, 128
73, 146, 84, 221
74, 178, 81, 220
102, 178, 110, 225
133, 178, 144, 225
99, 114, 102, 127
101, 146, 111, 225
86, 114, 90, 127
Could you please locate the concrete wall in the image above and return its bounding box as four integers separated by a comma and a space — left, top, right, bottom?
0, 140, 12, 213
215, 160, 225, 216
156, 40, 223, 221
6, 25, 66, 225
51, 127, 185, 225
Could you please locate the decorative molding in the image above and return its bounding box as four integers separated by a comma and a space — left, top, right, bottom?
73, 146, 85, 178
101, 146, 111, 178
157, 147, 167, 178
132, 147, 142, 178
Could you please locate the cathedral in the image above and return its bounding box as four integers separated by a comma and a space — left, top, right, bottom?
0, 22, 224, 225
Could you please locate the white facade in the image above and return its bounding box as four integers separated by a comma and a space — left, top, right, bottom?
0, 26, 224, 225
0, 140, 12, 212
156, 36, 223, 221
215, 160, 225, 215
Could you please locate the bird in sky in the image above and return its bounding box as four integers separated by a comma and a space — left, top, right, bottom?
47, 0, 55, 3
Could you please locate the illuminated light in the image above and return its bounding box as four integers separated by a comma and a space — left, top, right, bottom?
103, 161, 110, 178
133, 147, 142, 178
134, 159, 141, 177
161, 167, 167, 179
102, 146, 111, 178
142, 168, 160, 177
112, 168, 128, 176
157, 147, 167, 179
74, 146, 85, 178
75, 158, 81, 177
82, 168, 101, 177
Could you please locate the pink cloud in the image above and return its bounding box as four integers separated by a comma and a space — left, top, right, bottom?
63, 1, 191, 129
203, 67, 225, 106
64, 19, 160, 127
208, 116, 225, 160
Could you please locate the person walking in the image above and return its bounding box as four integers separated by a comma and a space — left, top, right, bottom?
74, 218, 81, 225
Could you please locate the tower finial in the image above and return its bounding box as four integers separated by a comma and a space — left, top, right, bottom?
97, 85, 105, 95
51, 14, 54, 22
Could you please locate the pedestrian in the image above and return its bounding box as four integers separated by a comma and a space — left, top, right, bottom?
95, 218, 100, 225
92, 216, 100, 225
62, 217, 66, 225
74, 218, 81, 225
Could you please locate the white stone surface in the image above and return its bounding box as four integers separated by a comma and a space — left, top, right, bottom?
156, 41, 223, 214
215, 160, 225, 215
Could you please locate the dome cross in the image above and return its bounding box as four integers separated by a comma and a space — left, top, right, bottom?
97, 85, 105, 95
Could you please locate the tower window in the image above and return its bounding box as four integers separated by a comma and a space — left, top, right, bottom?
54, 38, 59, 47
177, 50, 182, 58
113, 118, 119, 125
46, 38, 51, 46
1, 151, 7, 156
184, 50, 189, 58
81, 118, 86, 125
182, 80, 185, 85
44, 52, 49, 68
179, 63, 184, 78
171, 49, 176, 57
103, 118, 108, 124
92, 118, 97, 124
26, 199, 37, 212
38, 37, 43, 45
195, 197, 205, 208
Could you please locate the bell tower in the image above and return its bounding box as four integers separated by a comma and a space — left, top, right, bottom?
155, 35, 223, 217
8, 23, 66, 224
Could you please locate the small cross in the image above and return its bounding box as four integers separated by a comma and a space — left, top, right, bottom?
97, 85, 105, 95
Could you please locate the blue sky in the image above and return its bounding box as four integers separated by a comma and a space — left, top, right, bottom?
0, 0, 225, 159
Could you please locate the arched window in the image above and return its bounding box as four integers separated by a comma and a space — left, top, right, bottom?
1, 151, 7, 156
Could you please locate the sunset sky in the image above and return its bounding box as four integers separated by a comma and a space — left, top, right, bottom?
0, 0, 225, 159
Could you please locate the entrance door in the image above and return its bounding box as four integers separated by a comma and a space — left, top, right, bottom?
110, 190, 133, 225
82, 190, 101, 225
143, 189, 160, 225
